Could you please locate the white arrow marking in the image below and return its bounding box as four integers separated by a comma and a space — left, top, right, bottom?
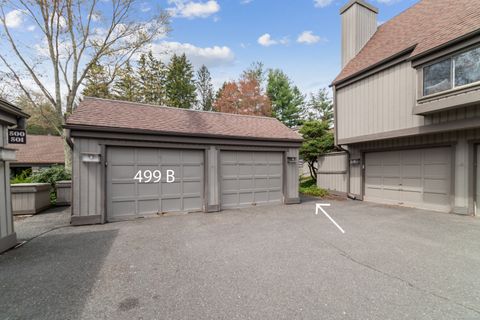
315, 203, 345, 234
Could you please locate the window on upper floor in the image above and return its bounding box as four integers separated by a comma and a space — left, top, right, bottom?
423, 45, 480, 97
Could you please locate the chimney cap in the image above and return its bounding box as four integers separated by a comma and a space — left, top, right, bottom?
340, 0, 378, 15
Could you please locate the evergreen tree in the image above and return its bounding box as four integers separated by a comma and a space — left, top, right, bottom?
266, 69, 305, 127
147, 51, 167, 105
165, 54, 197, 109
307, 88, 334, 127
82, 60, 110, 98
112, 61, 138, 102
196, 65, 214, 111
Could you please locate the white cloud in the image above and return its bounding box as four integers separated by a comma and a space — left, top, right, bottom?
314, 0, 334, 8
168, 0, 220, 19
297, 31, 324, 44
140, 2, 151, 12
240, 0, 253, 4
27, 25, 36, 31
149, 41, 235, 68
5, 9, 25, 29
257, 33, 289, 47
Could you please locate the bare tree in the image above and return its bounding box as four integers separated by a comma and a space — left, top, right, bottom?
0, 0, 170, 170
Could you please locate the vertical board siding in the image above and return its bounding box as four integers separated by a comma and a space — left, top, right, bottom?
0, 125, 14, 241
341, 4, 376, 68
73, 138, 102, 217
337, 61, 424, 141
317, 153, 348, 194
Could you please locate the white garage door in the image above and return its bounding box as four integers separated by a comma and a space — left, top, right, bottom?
365, 147, 452, 212
221, 151, 283, 209
107, 147, 204, 221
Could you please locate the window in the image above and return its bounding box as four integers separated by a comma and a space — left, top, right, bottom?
454, 47, 480, 87
423, 45, 480, 97
423, 59, 452, 96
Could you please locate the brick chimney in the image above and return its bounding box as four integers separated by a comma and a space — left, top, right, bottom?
340, 0, 378, 68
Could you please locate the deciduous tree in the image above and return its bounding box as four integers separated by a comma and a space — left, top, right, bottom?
299, 120, 335, 181
306, 88, 334, 127
0, 0, 170, 170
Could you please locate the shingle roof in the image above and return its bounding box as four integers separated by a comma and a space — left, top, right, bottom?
66, 98, 303, 142
9, 135, 65, 165
334, 0, 480, 84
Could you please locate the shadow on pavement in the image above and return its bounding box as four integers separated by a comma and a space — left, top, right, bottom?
0, 229, 118, 319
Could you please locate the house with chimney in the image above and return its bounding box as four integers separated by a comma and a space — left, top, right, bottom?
318, 0, 480, 215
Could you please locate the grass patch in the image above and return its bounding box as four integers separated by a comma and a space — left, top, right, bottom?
299, 177, 328, 197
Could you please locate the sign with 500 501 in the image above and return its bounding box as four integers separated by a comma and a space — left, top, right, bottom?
134, 170, 175, 183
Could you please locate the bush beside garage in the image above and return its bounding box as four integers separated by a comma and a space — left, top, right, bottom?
65, 97, 303, 225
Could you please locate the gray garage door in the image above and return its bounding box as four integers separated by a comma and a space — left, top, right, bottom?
221, 151, 283, 209
107, 147, 204, 221
365, 147, 452, 212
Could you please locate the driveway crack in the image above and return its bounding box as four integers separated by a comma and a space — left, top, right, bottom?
299, 225, 480, 316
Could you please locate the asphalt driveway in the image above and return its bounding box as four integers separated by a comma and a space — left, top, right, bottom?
1, 198, 480, 320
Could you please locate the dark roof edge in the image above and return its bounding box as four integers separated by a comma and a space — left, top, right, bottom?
64, 124, 304, 143
332, 45, 416, 87
340, 0, 378, 15
0, 99, 30, 119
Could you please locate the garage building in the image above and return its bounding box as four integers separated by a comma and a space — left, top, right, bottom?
65, 98, 302, 225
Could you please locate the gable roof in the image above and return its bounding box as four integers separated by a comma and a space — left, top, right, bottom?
333, 0, 480, 85
9, 135, 65, 165
65, 98, 303, 142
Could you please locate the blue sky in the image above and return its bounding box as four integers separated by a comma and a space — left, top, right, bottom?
1, 0, 419, 97
156, 0, 419, 94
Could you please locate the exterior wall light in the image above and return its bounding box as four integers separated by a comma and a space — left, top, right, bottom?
287, 157, 297, 163
81, 153, 101, 163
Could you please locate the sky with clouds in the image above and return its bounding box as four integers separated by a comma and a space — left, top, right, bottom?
2, 0, 419, 96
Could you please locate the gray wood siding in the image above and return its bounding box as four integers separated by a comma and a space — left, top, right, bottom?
341, 3, 377, 68
317, 153, 348, 194
0, 124, 14, 244
337, 61, 423, 141
72, 138, 102, 217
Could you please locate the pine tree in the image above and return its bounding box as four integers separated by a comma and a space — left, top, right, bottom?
307, 88, 334, 127
196, 65, 214, 111
147, 51, 167, 105
266, 69, 305, 127
165, 54, 197, 109
82, 60, 110, 98
112, 61, 138, 102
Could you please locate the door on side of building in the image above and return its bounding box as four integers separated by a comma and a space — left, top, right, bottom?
220, 151, 283, 209
106, 147, 204, 221
364, 147, 452, 212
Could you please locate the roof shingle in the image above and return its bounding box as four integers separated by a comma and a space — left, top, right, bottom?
334, 0, 480, 84
9, 135, 65, 165
66, 98, 303, 142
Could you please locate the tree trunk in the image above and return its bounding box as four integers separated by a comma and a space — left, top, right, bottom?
307, 160, 317, 182
63, 138, 72, 174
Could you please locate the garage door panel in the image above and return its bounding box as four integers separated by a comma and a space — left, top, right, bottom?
382, 165, 401, 177
107, 147, 204, 220
221, 151, 283, 209
137, 183, 160, 196
365, 147, 451, 212
111, 201, 136, 217
424, 164, 449, 178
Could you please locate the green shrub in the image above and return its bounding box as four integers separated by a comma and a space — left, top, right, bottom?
299, 177, 328, 197
30, 166, 71, 205
30, 165, 71, 185
10, 169, 33, 184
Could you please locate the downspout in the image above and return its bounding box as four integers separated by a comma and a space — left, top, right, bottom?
332, 85, 355, 200
65, 128, 74, 149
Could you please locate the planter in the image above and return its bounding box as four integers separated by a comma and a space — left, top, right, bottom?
56, 180, 72, 206
11, 183, 51, 215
